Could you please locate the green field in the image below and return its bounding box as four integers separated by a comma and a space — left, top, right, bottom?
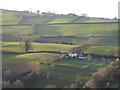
24, 58, 109, 88
83, 46, 118, 56
29, 66, 98, 88
2, 9, 118, 47
1, 10, 20, 25
3, 53, 59, 66
47, 15, 78, 23
35, 24, 118, 36
52, 59, 108, 68
2, 25, 34, 41
72, 17, 117, 23
2, 42, 76, 53
2, 26, 33, 35
2, 42, 118, 56
14, 11, 39, 17
2, 23, 118, 46
2, 9, 119, 88
34, 24, 118, 46
21, 16, 53, 24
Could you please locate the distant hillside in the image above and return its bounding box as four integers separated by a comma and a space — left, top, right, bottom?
1, 9, 20, 24
1, 9, 118, 25
1, 9, 119, 47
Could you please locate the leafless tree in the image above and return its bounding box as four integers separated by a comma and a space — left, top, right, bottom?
19, 39, 32, 53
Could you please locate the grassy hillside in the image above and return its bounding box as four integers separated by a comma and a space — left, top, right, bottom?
35, 24, 118, 36
52, 59, 108, 68
2, 42, 118, 56
83, 46, 118, 56
2, 9, 118, 46
31, 66, 98, 88
20, 16, 54, 24
2, 42, 76, 53
84, 18, 117, 22
3, 53, 59, 65
36, 36, 118, 46
34, 24, 118, 46
1, 9, 119, 88
2, 25, 34, 41
47, 15, 78, 23
72, 17, 117, 23
1, 9, 20, 25
1, 9, 117, 25
14, 11, 38, 17
2, 26, 33, 35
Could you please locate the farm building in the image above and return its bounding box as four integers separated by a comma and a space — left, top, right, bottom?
65, 53, 88, 60
69, 53, 78, 57
78, 56, 87, 60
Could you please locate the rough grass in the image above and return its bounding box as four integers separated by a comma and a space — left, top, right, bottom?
30, 64, 101, 88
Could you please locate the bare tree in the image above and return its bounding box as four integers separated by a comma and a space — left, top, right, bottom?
37, 10, 40, 14
69, 44, 89, 53
85, 37, 102, 46
84, 58, 120, 88
24, 40, 31, 53
87, 54, 93, 61
19, 39, 32, 53
68, 38, 102, 54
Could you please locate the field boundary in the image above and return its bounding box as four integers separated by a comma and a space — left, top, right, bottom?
2, 51, 67, 54
1, 22, 119, 26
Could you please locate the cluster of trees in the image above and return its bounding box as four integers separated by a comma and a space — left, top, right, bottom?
63, 58, 119, 88
24, 9, 90, 18
84, 58, 120, 88
2, 64, 49, 88
69, 38, 104, 54
24, 9, 55, 15
2, 80, 24, 88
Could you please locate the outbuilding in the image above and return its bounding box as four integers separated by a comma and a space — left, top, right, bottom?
78, 56, 87, 60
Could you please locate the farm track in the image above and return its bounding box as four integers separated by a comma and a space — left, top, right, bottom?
49, 64, 88, 70
1, 22, 119, 26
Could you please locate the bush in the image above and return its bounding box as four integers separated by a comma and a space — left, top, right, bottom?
2, 80, 24, 88
84, 58, 120, 88
45, 85, 56, 88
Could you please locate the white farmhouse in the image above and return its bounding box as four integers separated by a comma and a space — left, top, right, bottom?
69, 53, 78, 57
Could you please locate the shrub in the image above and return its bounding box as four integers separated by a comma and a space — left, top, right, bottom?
84, 58, 120, 88
45, 85, 56, 88
2, 80, 24, 88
